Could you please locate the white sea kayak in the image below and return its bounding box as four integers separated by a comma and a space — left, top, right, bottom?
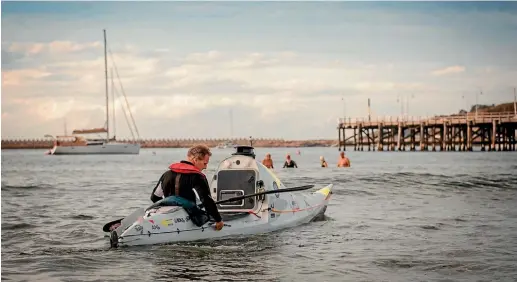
104, 146, 333, 247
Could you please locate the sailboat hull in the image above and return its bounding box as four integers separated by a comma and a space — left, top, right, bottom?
50, 143, 140, 155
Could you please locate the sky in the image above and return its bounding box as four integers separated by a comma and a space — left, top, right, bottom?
2, 1, 517, 140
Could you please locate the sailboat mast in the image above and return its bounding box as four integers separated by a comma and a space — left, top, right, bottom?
111, 68, 117, 139
229, 109, 233, 139
103, 29, 109, 141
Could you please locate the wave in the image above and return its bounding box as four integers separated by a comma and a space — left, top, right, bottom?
69, 214, 95, 220
334, 172, 517, 191
1, 183, 54, 191
2, 222, 36, 230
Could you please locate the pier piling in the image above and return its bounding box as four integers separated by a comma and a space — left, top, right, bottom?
337, 112, 517, 152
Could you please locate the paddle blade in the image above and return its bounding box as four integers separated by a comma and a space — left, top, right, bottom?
102, 218, 123, 232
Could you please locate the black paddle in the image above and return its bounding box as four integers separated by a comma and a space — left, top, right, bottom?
103, 218, 123, 232
213, 184, 314, 205
102, 184, 315, 232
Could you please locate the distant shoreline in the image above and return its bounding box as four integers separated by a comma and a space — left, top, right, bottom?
0, 138, 339, 149
4, 102, 514, 150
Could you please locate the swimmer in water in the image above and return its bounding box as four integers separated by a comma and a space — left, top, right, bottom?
320, 156, 328, 167
283, 154, 298, 168
262, 153, 274, 169
337, 151, 351, 167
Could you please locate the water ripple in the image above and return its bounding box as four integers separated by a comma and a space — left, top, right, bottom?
2, 148, 517, 281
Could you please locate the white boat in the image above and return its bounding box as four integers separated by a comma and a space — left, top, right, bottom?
49, 136, 140, 155
216, 140, 237, 149
47, 29, 140, 155
104, 146, 333, 247
215, 110, 237, 149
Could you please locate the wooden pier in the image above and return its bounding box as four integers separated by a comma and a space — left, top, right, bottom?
337, 112, 517, 152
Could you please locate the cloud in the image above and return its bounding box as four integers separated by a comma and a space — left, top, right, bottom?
183, 50, 223, 65
3, 44, 392, 138
431, 65, 466, 76
353, 82, 424, 92
2, 68, 52, 86
0, 96, 107, 139
3, 42, 511, 139
2, 2, 517, 139
7, 40, 102, 56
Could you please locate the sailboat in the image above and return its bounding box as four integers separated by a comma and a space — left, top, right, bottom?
47, 30, 141, 155
216, 109, 237, 149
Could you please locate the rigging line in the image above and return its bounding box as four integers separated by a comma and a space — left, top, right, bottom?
104, 30, 109, 141
110, 68, 116, 138
108, 48, 139, 140
113, 79, 136, 139
108, 48, 141, 140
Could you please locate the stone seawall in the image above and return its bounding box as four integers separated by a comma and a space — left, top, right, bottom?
1, 138, 338, 149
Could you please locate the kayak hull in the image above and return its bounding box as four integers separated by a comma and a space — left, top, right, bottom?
113, 184, 333, 247
105, 146, 333, 247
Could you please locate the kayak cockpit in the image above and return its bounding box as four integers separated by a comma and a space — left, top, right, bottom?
210, 146, 275, 215
216, 169, 258, 210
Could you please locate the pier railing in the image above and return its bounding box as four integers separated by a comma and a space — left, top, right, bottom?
336, 111, 517, 152
338, 112, 517, 127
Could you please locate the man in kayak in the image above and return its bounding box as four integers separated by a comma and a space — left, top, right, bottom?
150, 144, 224, 231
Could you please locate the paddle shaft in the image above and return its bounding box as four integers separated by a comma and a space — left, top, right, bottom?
214, 184, 314, 205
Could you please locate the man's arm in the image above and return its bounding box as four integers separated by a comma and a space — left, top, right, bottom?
194, 176, 222, 222
150, 173, 165, 203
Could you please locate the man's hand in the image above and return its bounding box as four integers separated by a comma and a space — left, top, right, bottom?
214, 221, 224, 231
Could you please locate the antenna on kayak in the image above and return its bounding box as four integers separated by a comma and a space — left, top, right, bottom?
232, 145, 256, 159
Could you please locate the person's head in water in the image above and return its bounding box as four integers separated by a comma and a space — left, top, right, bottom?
320, 156, 328, 167
265, 153, 272, 160
340, 151, 345, 158
286, 154, 291, 160
187, 145, 212, 171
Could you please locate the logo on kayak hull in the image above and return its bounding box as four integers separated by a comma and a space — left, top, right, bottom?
272, 181, 279, 198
